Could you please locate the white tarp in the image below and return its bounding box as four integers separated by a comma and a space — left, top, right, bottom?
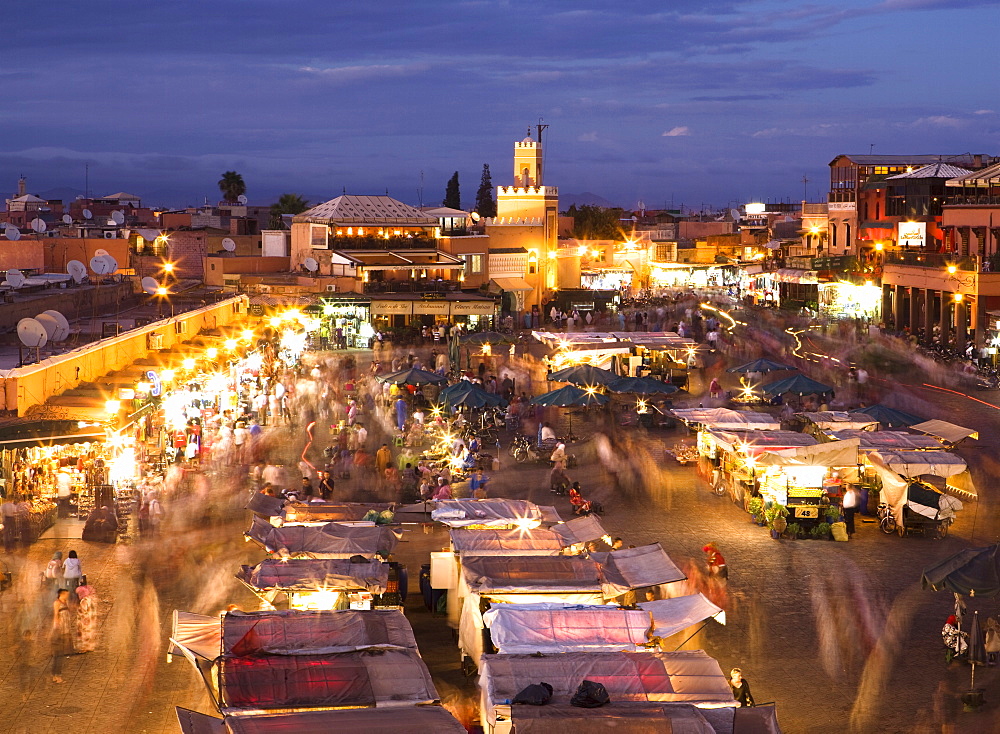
550, 515, 608, 546
460, 555, 604, 595
449, 527, 564, 556
483, 604, 651, 654
673, 408, 781, 431
170, 611, 221, 660
910, 420, 979, 445
432, 499, 544, 528
638, 594, 725, 639
709, 430, 817, 455
506, 703, 719, 734
871, 450, 967, 478
590, 544, 687, 597
829, 430, 943, 451
756, 438, 860, 468
796, 412, 879, 431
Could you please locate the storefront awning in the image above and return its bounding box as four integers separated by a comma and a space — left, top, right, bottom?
488, 277, 533, 293
910, 420, 979, 445
774, 268, 819, 284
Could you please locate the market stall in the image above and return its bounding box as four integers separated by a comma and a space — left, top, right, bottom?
448, 527, 567, 556
244, 516, 401, 559
673, 408, 781, 432
793, 412, 879, 436
697, 429, 818, 502
479, 650, 736, 734
431, 498, 562, 528
235, 558, 391, 611
176, 706, 467, 734
826, 430, 943, 452
483, 604, 653, 654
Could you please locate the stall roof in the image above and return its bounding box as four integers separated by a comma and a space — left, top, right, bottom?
638, 593, 726, 639
176, 706, 469, 734
673, 408, 781, 431
756, 438, 860, 468
550, 515, 609, 546
449, 527, 565, 555
590, 543, 687, 593
481, 651, 735, 707
796, 412, 878, 431
171, 610, 418, 661
910, 420, 979, 445
282, 502, 394, 523
870, 450, 967, 478
432, 498, 560, 527
245, 516, 400, 559
828, 430, 943, 451
245, 491, 285, 518
460, 555, 604, 595
709, 430, 817, 455
483, 605, 652, 654
218, 647, 438, 712
236, 559, 389, 594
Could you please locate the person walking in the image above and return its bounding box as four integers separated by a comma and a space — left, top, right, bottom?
395, 396, 408, 432
50, 589, 73, 683
728, 668, 755, 707
45, 552, 64, 590
376, 443, 393, 476
74, 584, 99, 653
61, 550, 82, 593
703, 542, 728, 580
842, 484, 859, 536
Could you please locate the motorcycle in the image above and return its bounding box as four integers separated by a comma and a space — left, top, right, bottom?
509, 435, 576, 466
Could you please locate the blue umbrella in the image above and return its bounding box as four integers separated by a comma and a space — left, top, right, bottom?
761, 374, 834, 396
727, 358, 797, 374
922, 544, 1000, 598
856, 403, 922, 428
376, 367, 447, 386
441, 382, 507, 409
531, 384, 610, 407
606, 376, 679, 395
547, 364, 618, 386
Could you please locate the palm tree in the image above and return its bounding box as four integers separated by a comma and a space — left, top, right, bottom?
218, 171, 246, 204
269, 193, 310, 229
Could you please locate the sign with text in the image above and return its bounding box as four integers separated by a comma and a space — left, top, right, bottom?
412, 301, 450, 315
898, 221, 926, 248
370, 300, 413, 316
450, 300, 496, 315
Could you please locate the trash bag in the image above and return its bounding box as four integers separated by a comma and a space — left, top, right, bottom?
570, 680, 610, 708
831, 522, 849, 542
512, 682, 554, 706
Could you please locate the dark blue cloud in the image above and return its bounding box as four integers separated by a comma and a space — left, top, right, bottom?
0, 0, 995, 207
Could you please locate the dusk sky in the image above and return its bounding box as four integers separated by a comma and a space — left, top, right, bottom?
5, 0, 998, 211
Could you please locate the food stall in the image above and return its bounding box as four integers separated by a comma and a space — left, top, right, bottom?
176, 706, 468, 734
793, 412, 879, 437
697, 429, 818, 502
673, 408, 782, 432
431, 498, 562, 529
244, 516, 401, 559
448, 527, 567, 556
479, 651, 738, 734
236, 558, 391, 611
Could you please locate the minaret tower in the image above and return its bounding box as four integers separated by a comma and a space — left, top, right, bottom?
514, 128, 543, 188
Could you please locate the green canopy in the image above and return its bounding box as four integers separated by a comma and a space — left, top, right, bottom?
547, 364, 618, 386
727, 358, 797, 374
856, 403, 922, 428
761, 374, 834, 396
530, 385, 610, 407
606, 376, 678, 395
376, 368, 448, 386
441, 382, 507, 409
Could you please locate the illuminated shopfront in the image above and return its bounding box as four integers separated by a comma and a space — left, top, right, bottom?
818, 281, 883, 320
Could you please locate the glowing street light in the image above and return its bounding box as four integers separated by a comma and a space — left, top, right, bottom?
104, 399, 121, 415
182, 358, 196, 371
224, 338, 238, 351
947, 265, 958, 275
206, 347, 218, 359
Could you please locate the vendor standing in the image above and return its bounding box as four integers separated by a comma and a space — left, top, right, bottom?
56, 470, 73, 518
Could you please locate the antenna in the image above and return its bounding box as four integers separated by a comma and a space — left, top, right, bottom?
5, 269, 25, 288
418, 170, 424, 207
869, 144, 875, 155
237, 194, 248, 205
84, 163, 89, 200
536, 118, 549, 147
801, 175, 809, 201
222, 237, 236, 252
67, 260, 87, 283
303, 257, 319, 272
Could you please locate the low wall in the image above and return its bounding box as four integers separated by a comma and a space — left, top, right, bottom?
0, 283, 134, 335
0, 295, 249, 415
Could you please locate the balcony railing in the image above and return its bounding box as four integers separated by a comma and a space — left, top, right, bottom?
945, 195, 1000, 207
327, 235, 436, 250
363, 279, 463, 294
883, 251, 979, 271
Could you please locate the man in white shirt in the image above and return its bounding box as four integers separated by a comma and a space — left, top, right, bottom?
57, 471, 73, 518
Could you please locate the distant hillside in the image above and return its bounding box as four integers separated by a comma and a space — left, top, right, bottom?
560, 191, 617, 209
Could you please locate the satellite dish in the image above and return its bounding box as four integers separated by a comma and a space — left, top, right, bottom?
6, 269, 25, 288
5, 227, 20, 241
35, 313, 59, 340
90, 255, 114, 275
237, 194, 248, 205
62, 214, 73, 224
30, 218, 46, 233
303, 257, 318, 272
470, 212, 481, 222
222, 237, 236, 252
41, 310, 70, 340
730, 209, 741, 220
111, 210, 125, 225
17, 318, 47, 348
82, 209, 93, 220
67, 260, 87, 283
101, 254, 119, 272
141, 276, 159, 295
94, 248, 110, 257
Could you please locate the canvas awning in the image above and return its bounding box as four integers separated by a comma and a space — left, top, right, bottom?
483, 605, 652, 654
870, 450, 967, 478
460, 555, 604, 595
828, 430, 942, 451
245, 491, 286, 518
245, 516, 400, 559
282, 502, 393, 523
176, 706, 469, 734
488, 277, 533, 292
432, 498, 546, 528
796, 412, 878, 431
550, 515, 609, 546
756, 438, 861, 468
236, 559, 389, 594
449, 527, 564, 555
589, 543, 686, 596
170, 611, 222, 660
672, 408, 781, 431
638, 593, 726, 639
910, 420, 979, 445
709, 429, 817, 455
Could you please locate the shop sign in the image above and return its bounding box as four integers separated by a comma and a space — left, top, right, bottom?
249, 304, 264, 316
412, 301, 450, 315
898, 221, 926, 248
371, 300, 413, 316
118, 388, 135, 400
146, 370, 162, 397
451, 301, 496, 315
